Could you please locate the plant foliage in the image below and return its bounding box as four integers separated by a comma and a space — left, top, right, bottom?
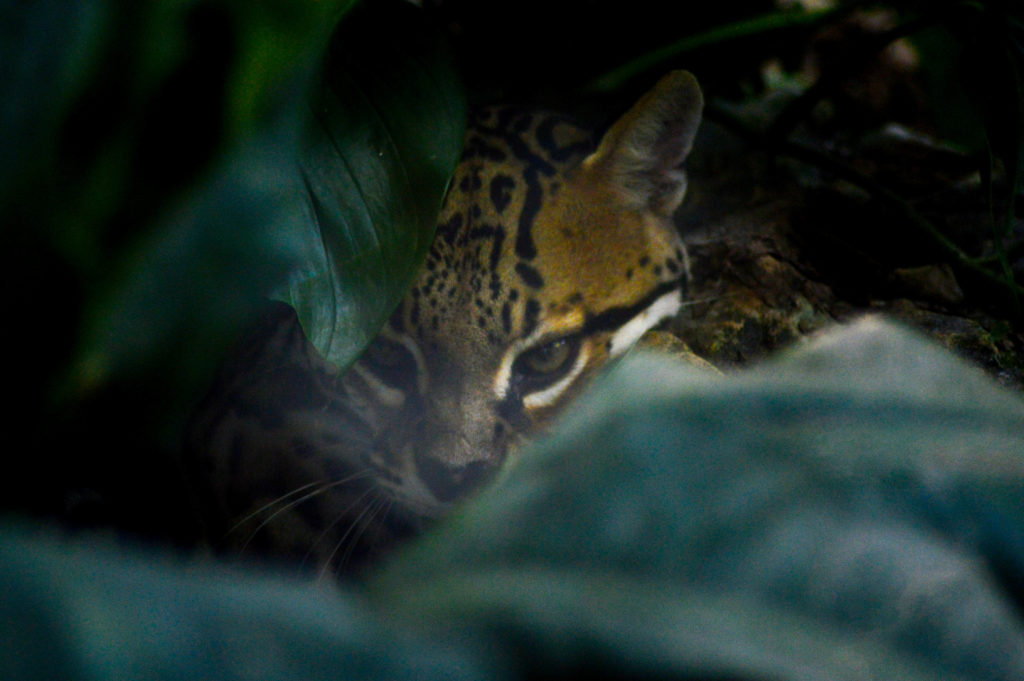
4, 320, 1024, 680
3, 1, 1024, 679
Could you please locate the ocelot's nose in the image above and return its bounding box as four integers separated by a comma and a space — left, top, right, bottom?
414, 453, 495, 504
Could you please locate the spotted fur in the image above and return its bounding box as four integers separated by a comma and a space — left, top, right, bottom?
185, 71, 704, 576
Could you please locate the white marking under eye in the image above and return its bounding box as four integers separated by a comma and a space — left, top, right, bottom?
607, 289, 683, 357
522, 344, 591, 409
399, 334, 429, 395
492, 310, 584, 401
493, 336, 537, 401
352, 333, 427, 408
351, 364, 406, 408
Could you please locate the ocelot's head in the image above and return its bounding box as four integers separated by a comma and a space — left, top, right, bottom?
343, 71, 703, 515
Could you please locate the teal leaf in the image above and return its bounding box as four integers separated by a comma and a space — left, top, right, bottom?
71, 0, 465, 409
72, 118, 317, 406
372, 318, 1024, 680
0, 522, 497, 681
282, 0, 467, 370
6, 319, 1024, 680
0, 0, 108, 216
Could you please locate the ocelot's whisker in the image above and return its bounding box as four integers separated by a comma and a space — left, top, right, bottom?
679, 295, 721, 307
305, 484, 379, 574
334, 491, 392, 575
231, 470, 375, 550
317, 488, 385, 580
225, 479, 326, 536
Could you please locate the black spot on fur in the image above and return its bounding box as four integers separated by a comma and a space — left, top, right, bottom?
465, 135, 507, 161
515, 180, 541, 261
582, 280, 684, 337
501, 302, 512, 334
515, 262, 544, 289
495, 125, 557, 262
437, 214, 462, 244
490, 175, 516, 213
469, 223, 506, 275
522, 298, 541, 338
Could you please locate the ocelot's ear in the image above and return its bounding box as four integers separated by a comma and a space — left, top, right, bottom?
585, 70, 704, 217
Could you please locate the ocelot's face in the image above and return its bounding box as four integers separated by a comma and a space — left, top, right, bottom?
338, 72, 703, 516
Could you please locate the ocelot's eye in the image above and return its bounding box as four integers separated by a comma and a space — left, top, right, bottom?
512, 335, 581, 389
360, 337, 419, 388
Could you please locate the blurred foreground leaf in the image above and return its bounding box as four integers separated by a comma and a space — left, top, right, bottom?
0, 523, 494, 681
372, 317, 1024, 681
5, 319, 1023, 680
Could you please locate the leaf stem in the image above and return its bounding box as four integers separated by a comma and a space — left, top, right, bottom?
585, 4, 859, 94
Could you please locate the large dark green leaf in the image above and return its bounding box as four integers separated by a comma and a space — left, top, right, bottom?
71, 0, 465, 405
283, 0, 466, 370
1, 0, 463, 529
71, 123, 319, 407
0, 0, 106, 217
3, 0, 368, 514
61, 0, 357, 419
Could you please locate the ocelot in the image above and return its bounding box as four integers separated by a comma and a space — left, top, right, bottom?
185, 71, 704, 576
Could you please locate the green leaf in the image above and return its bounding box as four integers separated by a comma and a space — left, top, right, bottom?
6, 319, 1024, 680
372, 318, 1024, 680
586, 5, 843, 94
223, 0, 362, 137
0, 0, 108, 216
71, 0, 465, 405
282, 0, 467, 370
71, 120, 318, 406
0, 522, 496, 681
